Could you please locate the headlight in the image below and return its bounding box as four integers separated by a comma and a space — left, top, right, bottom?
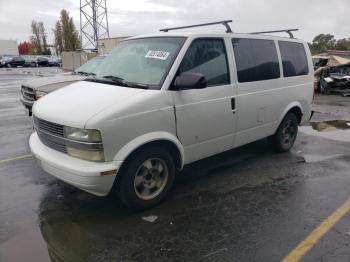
35, 90, 47, 100
64, 127, 104, 161
64, 127, 102, 142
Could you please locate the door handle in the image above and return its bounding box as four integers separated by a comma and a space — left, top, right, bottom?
231, 97, 236, 114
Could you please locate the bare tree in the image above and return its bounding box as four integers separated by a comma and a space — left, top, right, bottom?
30, 20, 42, 55
38, 21, 50, 55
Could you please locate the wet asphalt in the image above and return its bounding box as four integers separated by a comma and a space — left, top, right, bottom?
1, 68, 350, 262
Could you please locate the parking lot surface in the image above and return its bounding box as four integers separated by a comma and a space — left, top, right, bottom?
1, 68, 350, 262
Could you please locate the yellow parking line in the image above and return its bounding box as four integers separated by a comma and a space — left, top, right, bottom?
0, 154, 32, 165
282, 198, 350, 262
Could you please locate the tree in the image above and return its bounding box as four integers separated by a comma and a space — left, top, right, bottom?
53, 9, 80, 53
18, 41, 32, 55
335, 38, 350, 51
29, 20, 51, 55
38, 21, 51, 55
53, 21, 63, 55
30, 20, 42, 55
308, 34, 350, 54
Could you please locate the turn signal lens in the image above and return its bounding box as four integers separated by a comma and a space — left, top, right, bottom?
66, 147, 104, 162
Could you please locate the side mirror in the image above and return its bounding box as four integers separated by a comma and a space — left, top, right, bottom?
173, 72, 207, 90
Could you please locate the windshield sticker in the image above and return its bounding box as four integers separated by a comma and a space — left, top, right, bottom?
145, 50, 170, 60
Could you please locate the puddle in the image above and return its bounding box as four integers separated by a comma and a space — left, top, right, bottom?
310, 120, 350, 132
300, 120, 350, 143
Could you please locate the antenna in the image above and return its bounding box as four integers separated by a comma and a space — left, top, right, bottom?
80, 0, 110, 50
250, 29, 299, 38
160, 20, 233, 33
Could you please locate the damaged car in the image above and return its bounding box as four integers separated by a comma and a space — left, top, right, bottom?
317, 62, 350, 96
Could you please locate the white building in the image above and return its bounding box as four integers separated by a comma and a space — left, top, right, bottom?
0, 40, 18, 56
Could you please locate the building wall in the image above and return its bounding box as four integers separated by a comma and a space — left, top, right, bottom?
61, 51, 97, 71
0, 40, 18, 56
97, 37, 129, 54
61, 37, 129, 71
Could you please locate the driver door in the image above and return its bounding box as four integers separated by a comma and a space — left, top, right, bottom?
172, 38, 236, 164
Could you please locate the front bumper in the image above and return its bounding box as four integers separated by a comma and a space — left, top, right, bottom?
30, 133, 122, 196
20, 97, 34, 114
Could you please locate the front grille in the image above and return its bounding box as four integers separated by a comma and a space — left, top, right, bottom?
40, 134, 67, 153
33, 116, 66, 153
33, 116, 64, 137
21, 85, 35, 101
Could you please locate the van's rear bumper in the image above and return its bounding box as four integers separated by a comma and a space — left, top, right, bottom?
29, 133, 122, 196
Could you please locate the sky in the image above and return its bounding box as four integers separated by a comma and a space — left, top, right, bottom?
0, 0, 349, 45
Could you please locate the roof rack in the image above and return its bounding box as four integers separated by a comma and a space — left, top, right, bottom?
160, 20, 233, 33
250, 29, 299, 38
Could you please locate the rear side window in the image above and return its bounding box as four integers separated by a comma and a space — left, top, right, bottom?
232, 38, 280, 83
278, 41, 309, 77
178, 38, 229, 86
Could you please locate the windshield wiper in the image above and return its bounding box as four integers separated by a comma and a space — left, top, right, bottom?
102, 75, 125, 82
86, 75, 149, 89
124, 81, 149, 89
103, 76, 149, 89
76, 71, 96, 76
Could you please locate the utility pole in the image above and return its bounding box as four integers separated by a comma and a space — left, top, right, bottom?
80, 0, 110, 51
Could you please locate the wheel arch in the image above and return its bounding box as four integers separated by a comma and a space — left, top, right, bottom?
113, 132, 185, 171
276, 102, 303, 131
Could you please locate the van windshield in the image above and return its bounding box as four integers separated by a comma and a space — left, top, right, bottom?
92, 37, 186, 89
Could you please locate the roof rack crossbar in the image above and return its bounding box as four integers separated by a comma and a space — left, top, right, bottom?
160, 20, 233, 33
250, 29, 299, 38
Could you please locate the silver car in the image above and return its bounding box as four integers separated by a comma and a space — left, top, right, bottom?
21, 55, 106, 115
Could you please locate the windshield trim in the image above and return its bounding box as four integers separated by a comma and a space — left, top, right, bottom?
87, 36, 187, 90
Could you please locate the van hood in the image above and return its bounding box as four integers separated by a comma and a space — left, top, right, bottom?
23, 74, 86, 93
33, 81, 146, 128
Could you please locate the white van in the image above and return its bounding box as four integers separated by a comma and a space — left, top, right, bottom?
30, 21, 314, 209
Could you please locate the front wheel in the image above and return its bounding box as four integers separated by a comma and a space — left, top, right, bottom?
268, 112, 298, 152
117, 146, 176, 209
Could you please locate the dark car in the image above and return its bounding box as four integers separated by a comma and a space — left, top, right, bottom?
48, 56, 61, 67
36, 56, 49, 67
23, 55, 38, 67
0, 56, 25, 67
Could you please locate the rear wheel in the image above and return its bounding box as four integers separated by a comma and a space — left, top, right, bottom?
117, 146, 175, 210
268, 112, 298, 152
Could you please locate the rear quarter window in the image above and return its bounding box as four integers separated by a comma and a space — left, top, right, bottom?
232, 38, 280, 83
278, 41, 309, 77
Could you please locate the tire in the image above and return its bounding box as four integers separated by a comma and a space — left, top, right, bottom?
117, 146, 176, 210
268, 112, 298, 152
7, 63, 11, 68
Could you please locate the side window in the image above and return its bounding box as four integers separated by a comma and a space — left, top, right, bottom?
232, 38, 280, 83
178, 38, 229, 86
278, 41, 309, 77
